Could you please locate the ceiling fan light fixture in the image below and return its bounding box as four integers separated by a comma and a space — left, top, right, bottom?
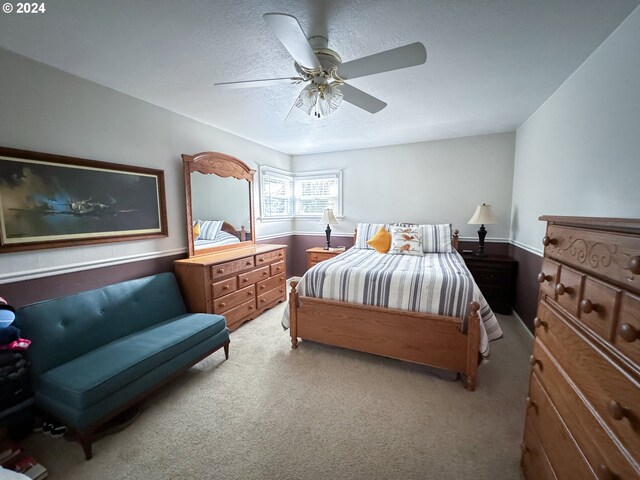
295, 82, 343, 118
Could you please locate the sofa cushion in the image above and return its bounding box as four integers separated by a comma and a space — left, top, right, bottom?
15, 273, 188, 376
36, 313, 226, 410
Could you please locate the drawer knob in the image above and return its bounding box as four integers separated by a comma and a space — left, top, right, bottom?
279, 253, 283, 257
596, 464, 614, 480
542, 236, 557, 246
607, 400, 627, 421
243, 278, 249, 283
223, 285, 230, 290
533, 317, 547, 329
260, 285, 265, 290
628, 256, 640, 275
555, 283, 572, 296
246, 261, 252, 266
248, 305, 253, 310
618, 323, 639, 343
525, 397, 537, 409
259, 258, 264, 262
579, 299, 599, 314
219, 302, 226, 308
260, 298, 265, 303
217, 268, 224, 274
520, 443, 529, 456
537, 272, 551, 283
528, 355, 541, 368
247, 291, 252, 296
263, 271, 268, 276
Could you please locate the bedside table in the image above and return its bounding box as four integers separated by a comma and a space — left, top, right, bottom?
462, 253, 518, 314
306, 247, 344, 269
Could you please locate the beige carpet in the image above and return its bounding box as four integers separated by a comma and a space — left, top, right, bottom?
22, 300, 533, 480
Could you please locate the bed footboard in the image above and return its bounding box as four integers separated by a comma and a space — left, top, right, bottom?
289, 281, 482, 391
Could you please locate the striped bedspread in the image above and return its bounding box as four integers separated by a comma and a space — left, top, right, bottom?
194, 230, 240, 249
283, 248, 503, 358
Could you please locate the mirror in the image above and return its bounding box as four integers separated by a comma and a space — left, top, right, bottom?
182, 152, 255, 257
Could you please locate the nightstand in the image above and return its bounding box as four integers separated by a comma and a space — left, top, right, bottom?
306, 247, 344, 269
462, 253, 518, 314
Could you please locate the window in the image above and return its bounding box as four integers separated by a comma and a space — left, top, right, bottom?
259, 167, 342, 220
259, 166, 293, 218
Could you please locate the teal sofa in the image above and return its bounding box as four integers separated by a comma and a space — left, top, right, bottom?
14, 272, 229, 459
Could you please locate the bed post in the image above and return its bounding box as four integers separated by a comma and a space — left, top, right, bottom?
464, 301, 480, 391
452, 229, 459, 251
289, 281, 299, 349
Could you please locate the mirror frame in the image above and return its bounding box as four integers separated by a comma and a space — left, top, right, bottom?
182, 151, 256, 257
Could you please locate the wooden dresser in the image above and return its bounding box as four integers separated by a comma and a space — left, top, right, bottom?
521, 216, 640, 480
174, 244, 287, 331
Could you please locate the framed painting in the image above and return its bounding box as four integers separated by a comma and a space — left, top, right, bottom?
0, 147, 168, 253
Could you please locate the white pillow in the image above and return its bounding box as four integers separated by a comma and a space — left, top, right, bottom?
421, 224, 452, 253
198, 220, 224, 240
355, 223, 389, 249
388, 225, 424, 256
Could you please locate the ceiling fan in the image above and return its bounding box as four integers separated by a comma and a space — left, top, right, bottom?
215, 13, 427, 119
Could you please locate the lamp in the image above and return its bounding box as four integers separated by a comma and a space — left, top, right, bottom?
319, 208, 339, 250
295, 82, 343, 118
467, 203, 497, 256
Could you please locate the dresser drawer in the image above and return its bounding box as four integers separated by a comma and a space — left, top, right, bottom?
211, 256, 254, 280
536, 300, 640, 460
614, 292, 640, 363
544, 224, 640, 291
521, 411, 558, 480
212, 277, 238, 298
531, 339, 639, 480
257, 284, 286, 308
526, 373, 595, 479
257, 274, 286, 294
270, 261, 285, 276
554, 265, 584, 316
213, 285, 256, 314
238, 266, 270, 287
538, 259, 560, 299
256, 249, 285, 266
309, 251, 335, 263
223, 299, 257, 330
578, 276, 619, 342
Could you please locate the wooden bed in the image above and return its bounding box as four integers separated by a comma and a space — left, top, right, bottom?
288, 228, 483, 391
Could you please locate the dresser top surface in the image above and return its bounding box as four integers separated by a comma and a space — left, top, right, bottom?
175, 244, 287, 266
539, 215, 640, 234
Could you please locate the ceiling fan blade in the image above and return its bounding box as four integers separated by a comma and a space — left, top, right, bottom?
337, 42, 427, 80
339, 83, 387, 114
263, 13, 321, 71
215, 77, 304, 89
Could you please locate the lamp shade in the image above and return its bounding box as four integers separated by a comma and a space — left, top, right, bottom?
468, 204, 497, 225
319, 208, 339, 225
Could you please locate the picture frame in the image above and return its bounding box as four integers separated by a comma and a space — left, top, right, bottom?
0, 147, 168, 253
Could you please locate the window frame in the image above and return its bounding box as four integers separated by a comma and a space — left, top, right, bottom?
258, 166, 343, 221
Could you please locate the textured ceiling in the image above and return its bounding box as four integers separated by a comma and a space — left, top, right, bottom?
0, 0, 638, 155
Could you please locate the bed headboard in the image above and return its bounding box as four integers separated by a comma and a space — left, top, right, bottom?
353, 223, 459, 251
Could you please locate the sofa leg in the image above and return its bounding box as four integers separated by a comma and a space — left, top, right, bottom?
224, 340, 230, 360
80, 433, 93, 460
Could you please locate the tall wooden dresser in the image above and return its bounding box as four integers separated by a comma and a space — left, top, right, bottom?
174, 244, 287, 332
521, 216, 640, 480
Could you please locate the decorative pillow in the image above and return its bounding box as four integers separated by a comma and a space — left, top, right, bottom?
367, 226, 391, 253
198, 220, 224, 240
355, 223, 389, 249
389, 225, 424, 256
193, 221, 201, 240
421, 224, 452, 253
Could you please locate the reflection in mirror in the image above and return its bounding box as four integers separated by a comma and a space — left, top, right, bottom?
191, 172, 252, 251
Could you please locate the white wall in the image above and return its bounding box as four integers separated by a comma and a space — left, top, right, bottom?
292, 133, 516, 241
511, 6, 640, 253
0, 49, 291, 282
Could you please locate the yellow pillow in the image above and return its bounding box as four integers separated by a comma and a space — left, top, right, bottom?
367, 226, 391, 253
193, 222, 201, 240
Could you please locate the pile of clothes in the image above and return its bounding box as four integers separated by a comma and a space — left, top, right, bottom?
0, 297, 33, 436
